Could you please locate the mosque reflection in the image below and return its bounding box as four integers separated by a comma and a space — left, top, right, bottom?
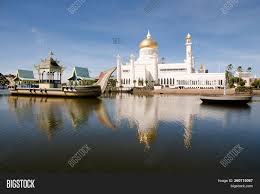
8, 94, 251, 150
115, 94, 196, 150
115, 94, 251, 151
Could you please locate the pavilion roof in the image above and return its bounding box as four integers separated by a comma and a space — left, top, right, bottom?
14, 69, 37, 81
68, 66, 95, 80
35, 52, 63, 71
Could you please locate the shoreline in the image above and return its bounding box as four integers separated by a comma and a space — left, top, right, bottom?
131, 88, 260, 96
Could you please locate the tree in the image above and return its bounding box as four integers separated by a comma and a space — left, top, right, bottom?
237, 66, 242, 72
226, 64, 234, 88
251, 79, 260, 89
236, 66, 243, 84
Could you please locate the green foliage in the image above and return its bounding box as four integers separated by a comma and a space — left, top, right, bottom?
227, 64, 233, 71
226, 64, 253, 88
108, 79, 116, 87
251, 79, 260, 88
79, 80, 96, 86
237, 66, 242, 72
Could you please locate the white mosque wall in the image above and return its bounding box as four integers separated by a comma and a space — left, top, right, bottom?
116, 31, 225, 89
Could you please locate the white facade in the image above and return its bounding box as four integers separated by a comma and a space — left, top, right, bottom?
234, 71, 254, 87
116, 31, 225, 89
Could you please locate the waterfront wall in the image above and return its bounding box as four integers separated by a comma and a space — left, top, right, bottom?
152, 88, 236, 95
253, 89, 260, 96
114, 87, 260, 96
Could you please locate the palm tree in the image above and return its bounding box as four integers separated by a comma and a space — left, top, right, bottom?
237, 66, 242, 72
226, 64, 234, 88
237, 66, 243, 86
227, 64, 233, 72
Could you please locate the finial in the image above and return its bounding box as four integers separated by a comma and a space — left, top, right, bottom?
48, 50, 54, 60
147, 30, 151, 39
186, 33, 192, 39
49, 50, 54, 56
130, 53, 135, 59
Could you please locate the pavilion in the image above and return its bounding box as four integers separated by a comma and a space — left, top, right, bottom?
34, 51, 65, 89
13, 69, 38, 88
68, 66, 95, 85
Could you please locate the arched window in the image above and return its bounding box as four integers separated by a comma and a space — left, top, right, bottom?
167, 78, 169, 85
164, 78, 166, 85
170, 78, 172, 85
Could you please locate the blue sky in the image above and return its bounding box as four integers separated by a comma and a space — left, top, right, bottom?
0, 0, 260, 78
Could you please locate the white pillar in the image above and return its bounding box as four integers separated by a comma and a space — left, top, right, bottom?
116, 54, 122, 87
130, 54, 135, 87
153, 57, 158, 84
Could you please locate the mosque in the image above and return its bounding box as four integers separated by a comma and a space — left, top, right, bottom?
116, 30, 225, 89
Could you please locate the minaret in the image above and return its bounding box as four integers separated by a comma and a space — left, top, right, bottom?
186, 33, 193, 74
130, 54, 135, 87
116, 54, 122, 87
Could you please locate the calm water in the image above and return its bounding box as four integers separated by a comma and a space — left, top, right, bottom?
0, 90, 260, 175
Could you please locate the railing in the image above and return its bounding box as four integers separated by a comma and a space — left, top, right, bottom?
16, 85, 39, 89
40, 80, 61, 84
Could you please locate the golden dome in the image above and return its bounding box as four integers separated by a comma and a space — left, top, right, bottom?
139, 30, 158, 49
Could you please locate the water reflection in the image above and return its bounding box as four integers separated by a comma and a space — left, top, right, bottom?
115, 94, 195, 150
115, 94, 251, 150
7, 94, 252, 150
8, 96, 116, 139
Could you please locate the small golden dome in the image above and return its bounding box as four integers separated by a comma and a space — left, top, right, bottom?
139, 30, 158, 49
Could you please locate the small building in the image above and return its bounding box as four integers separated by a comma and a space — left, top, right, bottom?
68, 66, 95, 85
35, 51, 64, 89
234, 71, 254, 87
13, 69, 38, 88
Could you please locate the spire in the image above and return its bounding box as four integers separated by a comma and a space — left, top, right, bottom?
147, 30, 151, 39
49, 50, 54, 56
48, 50, 54, 60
